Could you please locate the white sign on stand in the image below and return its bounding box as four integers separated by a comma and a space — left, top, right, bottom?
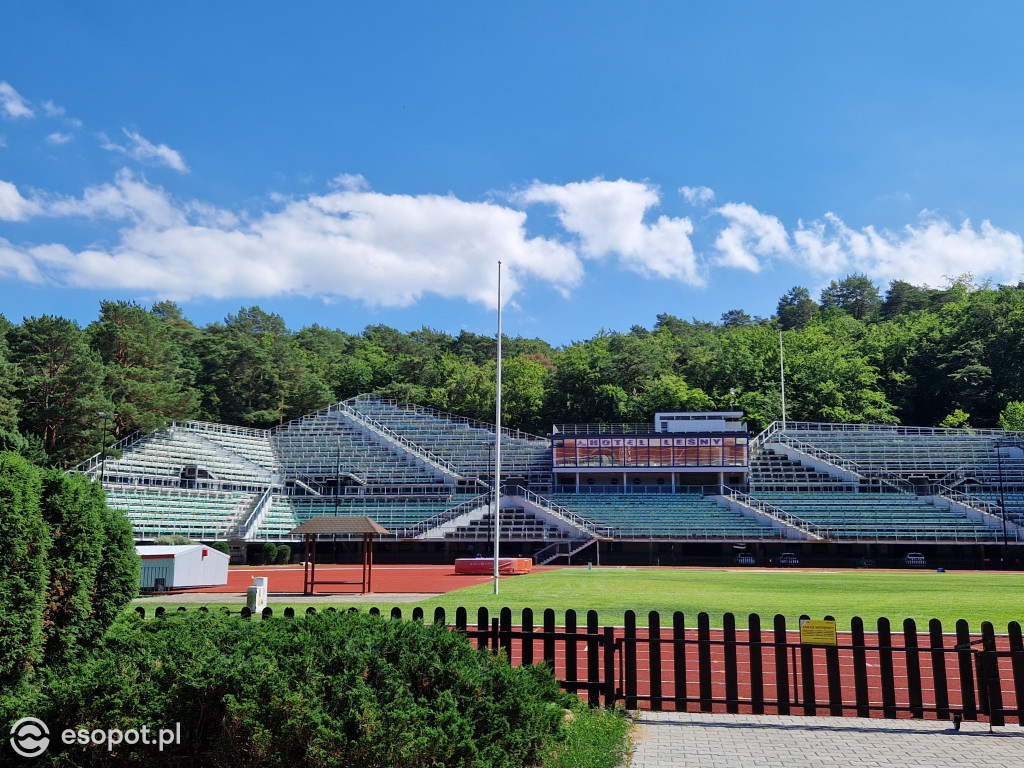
246, 576, 268, 612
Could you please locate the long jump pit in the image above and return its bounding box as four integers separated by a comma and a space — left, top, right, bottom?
134, 562, 547, 605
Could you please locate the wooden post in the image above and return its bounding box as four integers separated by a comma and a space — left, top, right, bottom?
673, 611, 687, 713
565, 610, 578, 696
928, 619, 951, 721
774, 614, 790, 715
904, 618, 924, 719
749, 613, 764, 715
955, 618, 978, 720
1008, 621, 1024, 725
624, 610, 638, 710
878, 618, 897, 719
543, 609, 556, 667
522, 608, 534, 666
824, 615, 843, 717
724, 612, 739, 714
588, 610, 600, 707
698, 612, 712, 712
603, 626, 616, 708
649, 611, 663, 712
852, 616, 870, 718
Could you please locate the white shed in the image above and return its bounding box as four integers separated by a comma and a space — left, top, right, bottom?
136, 545, 230, 590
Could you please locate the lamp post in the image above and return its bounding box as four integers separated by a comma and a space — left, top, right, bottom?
97, 412, 116, 487
335, 440, 342, 517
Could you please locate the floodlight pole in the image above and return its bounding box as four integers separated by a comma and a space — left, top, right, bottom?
493, 260, 503, 596
779, 330, 787, 431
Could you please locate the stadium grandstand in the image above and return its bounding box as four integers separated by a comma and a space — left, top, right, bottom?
75, 394, 1024, 568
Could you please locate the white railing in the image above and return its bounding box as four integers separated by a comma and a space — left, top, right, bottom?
722, 486, 823, 539
409, 493, 491, 537
351, 393, 547, 442
73, 430, 143, 476
339, 400, 464, 481
935, 485, 1022, 540
225, 489, 271, 540
758, 429, 917, 495
517, 488, 616, 539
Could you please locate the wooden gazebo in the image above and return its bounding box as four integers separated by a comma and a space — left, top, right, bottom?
290, 517, 389, 595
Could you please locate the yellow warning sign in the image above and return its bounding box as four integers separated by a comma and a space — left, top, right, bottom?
800, 619, 838, 645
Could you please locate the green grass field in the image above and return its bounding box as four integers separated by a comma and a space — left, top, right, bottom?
153, 567, 1024, 629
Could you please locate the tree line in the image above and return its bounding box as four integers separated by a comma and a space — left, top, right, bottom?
3, 273, 1024, 467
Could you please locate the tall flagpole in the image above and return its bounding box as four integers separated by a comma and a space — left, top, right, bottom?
493, 261, 503, 595
779, 329, 787, 430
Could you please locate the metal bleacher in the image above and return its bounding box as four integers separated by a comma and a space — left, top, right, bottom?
546, 491, 781, 540
78, 399, 1024, 548
748, 422, 1022, 543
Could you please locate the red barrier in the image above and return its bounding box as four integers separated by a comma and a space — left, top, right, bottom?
454, 557, 533, 575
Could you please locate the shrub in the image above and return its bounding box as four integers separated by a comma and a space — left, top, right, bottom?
275, 544, 291, 565
210, 541, 230, 556
0, 453, 138, 686
262, 542, 278, 565
152, 534, 192, 546
19, 610, 574, 767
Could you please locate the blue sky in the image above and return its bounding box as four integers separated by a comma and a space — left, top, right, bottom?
3, 2, 1024, 345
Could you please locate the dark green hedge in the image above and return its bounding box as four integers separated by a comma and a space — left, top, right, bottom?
4, 611, 574, 767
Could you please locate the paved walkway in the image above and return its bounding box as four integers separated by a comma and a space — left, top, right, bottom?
629, 712, 1024, 767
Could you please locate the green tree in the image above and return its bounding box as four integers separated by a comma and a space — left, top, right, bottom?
0, 453, 48, 687
784, 316, 896, 424
88, 300, 200, 438
501, 355, 551, 434
87, 490, 140, 643
8, 316, 109, 465
38, 470, 105, 666
776, 286, 818, 330
940, 409, 971, 429
998, 401, 1024, 433
720, 309, 753, 327
199, 307, 331, 427
820, 273, 881, 320
881, 280, 941, 317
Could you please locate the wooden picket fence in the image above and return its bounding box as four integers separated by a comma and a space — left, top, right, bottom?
137, 604, 1024, 724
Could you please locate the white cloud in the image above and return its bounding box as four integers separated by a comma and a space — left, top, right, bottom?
698, 200, 1024, 288
517, 178, 703, 285
41, 100, 64, 118
0, 81, 33, 119
713, 202, 789, 272
46, 132, 73, 145
7, 167, 1024, 312
791, 213, 1024, 286
0, 180, 41, 221
8, 174, 583, 307
42, 99, 82, 128
101, 128, 188, 173
680, 185, 715, 205
0, 238, 43, 282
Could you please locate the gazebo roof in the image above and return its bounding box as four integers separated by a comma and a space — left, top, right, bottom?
289, 517, 390, 536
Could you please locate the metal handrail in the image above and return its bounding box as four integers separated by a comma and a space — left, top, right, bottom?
339, 400, 465, 481
228, 487, 273, 540
722, 485, 823, 539
409, 493, 492, 537
518, 488, 616, 538
349, 393, 547, 442
762, 430, 917, 495
72, 429, 143, 475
